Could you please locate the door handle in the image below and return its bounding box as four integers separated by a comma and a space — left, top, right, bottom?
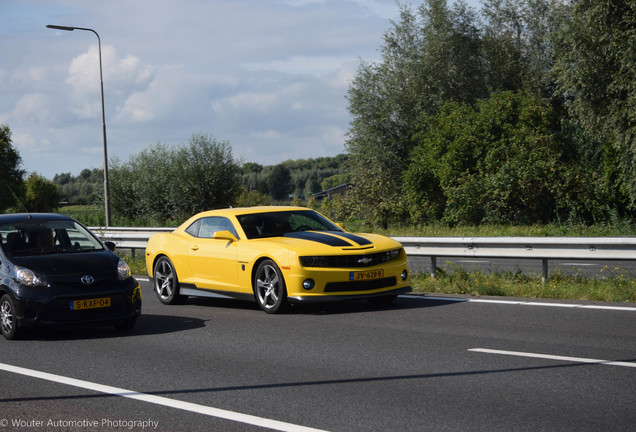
191, 245, 199, 251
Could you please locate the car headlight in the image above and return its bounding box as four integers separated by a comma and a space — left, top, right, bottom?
117, 258, 131, 280
299, 256, 331, 267
387, 249, 401, 260
16, 268, 48, 287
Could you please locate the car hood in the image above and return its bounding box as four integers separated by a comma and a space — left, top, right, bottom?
10, 251, 119, 277
262, 231, 401, 251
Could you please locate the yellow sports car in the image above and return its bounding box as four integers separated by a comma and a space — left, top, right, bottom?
145, 206, 411, 313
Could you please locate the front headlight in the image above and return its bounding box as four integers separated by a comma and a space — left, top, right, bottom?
117, 258, 131, 280
16, 268, 48, 287
299, 256, 331, 267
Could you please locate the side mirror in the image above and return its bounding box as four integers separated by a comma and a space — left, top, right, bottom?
212, 230, 238, 242
104, 241, 117, 252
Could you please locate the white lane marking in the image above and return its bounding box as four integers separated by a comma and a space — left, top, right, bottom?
403, 295, 636, 311
468, 348, 636, 368
0, 362, 328, 432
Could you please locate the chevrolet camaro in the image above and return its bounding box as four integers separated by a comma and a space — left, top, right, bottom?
0, 213, 142, 340
145, 206, 411, 313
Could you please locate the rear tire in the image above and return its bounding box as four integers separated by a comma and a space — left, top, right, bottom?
153, 257, 186, 305
1, 294, 21, 340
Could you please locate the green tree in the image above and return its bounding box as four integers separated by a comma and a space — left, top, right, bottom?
321, 173, 352, 191
0, 124, 25, 212
552, 0, 636, 209
24, 173, 60, 212
110, 134, 241, 221
346, 0, 483, 226
235, 187, 272, 207
268, 165, 291, 201
53, 169, 101, 205
404, 91, 605, 224
481, 0, 553, 98
239, 155, 349, 200
241, 162, 263, 174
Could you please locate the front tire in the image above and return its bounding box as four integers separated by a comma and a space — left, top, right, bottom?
153, 257, 186, 305
1, 294, 21, 340
254, 259, 288, 314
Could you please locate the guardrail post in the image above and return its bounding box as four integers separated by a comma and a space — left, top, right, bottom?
542, 259, 548, 286
430, 256, 437, 279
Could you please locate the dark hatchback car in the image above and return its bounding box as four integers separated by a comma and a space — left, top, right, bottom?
0, 213, 141, 340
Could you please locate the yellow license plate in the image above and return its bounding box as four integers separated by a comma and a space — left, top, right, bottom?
70, 297, 111, 310
350, 269, 384, 281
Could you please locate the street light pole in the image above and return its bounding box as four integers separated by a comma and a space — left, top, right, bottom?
46, 25, 112, 227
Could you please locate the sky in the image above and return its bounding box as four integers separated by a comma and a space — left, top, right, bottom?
1, 0, 482, 180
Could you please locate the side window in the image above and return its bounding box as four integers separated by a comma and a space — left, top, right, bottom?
198, 217, 238, 239
185, 219, 201, 237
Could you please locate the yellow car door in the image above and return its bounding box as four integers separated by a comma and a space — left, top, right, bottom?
186, 217, 240, 291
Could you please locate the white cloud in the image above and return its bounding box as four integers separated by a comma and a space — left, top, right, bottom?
1, 0, 404, 178
12, 93, 49, 122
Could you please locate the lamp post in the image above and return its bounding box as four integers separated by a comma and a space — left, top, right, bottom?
46, 24, 111, 227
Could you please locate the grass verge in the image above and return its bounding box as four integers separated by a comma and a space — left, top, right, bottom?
410, 268, 636, 303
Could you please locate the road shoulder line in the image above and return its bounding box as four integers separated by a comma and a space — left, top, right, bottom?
469, 348, 636, 368
0, 362, 328, 432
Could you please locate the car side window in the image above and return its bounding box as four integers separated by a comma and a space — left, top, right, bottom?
185, 219, 201, 237
197, 217, 239, 239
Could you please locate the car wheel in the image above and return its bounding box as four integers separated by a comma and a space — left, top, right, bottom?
254, 259, 288, 314
0, 294, 21, 340
153, 257, 186, 305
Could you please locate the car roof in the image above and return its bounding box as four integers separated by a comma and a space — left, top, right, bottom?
193, 206, 311, 218
0, 213, 75, 225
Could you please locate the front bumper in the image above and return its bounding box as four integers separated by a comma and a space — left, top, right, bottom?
287, 285, 412, 303
12, 279, 141, 328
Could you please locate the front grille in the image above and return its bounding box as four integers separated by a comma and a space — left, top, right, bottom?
324, 277, 397, 292
300, 249, 402, 268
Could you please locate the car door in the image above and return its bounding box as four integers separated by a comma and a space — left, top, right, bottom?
187, 216, 240, 291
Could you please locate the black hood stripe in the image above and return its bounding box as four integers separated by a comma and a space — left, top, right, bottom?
283, 231, 372, 247
337, 232, 372, 246
283, 231, 353, 247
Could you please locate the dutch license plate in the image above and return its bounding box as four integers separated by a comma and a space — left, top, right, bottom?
70, 297, 111, 310
350, 269, 384, 281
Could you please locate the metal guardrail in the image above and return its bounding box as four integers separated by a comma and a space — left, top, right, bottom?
393, 236, 636, 283
89, 227, 172, 259
91, 227, 636, 283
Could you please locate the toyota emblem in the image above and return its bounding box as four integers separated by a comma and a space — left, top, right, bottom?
80, 275, 95, 285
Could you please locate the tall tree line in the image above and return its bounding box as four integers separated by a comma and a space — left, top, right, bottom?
345, 0, 634, 226
0, 124, 60, 213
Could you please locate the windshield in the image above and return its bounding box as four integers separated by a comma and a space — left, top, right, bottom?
0, 220, 104, 257
237, 210, 342, 239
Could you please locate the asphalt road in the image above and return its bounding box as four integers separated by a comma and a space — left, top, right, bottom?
1, 280, 635, 431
